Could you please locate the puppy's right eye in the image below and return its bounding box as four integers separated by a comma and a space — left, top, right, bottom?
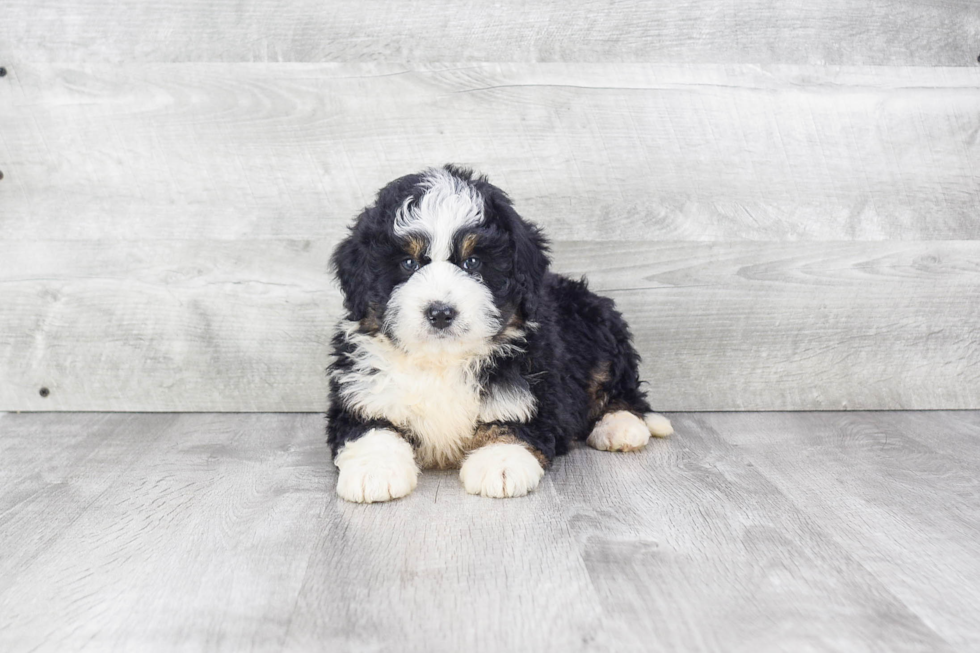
400, 258, 420, 272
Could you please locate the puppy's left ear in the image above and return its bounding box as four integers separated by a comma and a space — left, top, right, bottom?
489, 190, 550, 320
330, 214, 374, 321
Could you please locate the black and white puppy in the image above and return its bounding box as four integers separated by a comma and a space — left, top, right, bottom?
327, 165, 672, 502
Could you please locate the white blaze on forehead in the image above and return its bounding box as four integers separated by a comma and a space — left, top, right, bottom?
393, 168, 484, 261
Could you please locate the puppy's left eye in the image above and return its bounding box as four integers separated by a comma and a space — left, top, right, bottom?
462, 256, 482, 272
400, 258, 421, 272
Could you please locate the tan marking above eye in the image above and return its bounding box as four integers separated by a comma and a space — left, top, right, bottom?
460, 233, 479, 260
404, 235, 427, 260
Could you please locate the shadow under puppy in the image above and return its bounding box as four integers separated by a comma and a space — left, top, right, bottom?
328, 165, 672, 502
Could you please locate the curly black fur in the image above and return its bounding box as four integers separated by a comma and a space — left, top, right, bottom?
327, 165, 654, 464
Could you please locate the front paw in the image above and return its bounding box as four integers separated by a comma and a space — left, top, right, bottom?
459, 442, 544, 498
335, 429, 420, 503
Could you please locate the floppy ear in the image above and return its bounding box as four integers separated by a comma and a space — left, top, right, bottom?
489, 191, 550, 321
330, 213, 373, 321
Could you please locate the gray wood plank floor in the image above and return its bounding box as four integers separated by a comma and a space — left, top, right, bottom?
1, 411, 977, 652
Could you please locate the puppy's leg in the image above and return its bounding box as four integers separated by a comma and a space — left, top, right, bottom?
335, 428, 420, 503
459, 425, 546, 499
582, 308, 672, 451
584, 351, 673, 450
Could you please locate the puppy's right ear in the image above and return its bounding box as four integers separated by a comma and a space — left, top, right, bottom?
331, 212, 372, 321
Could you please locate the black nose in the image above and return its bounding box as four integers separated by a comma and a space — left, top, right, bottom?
425, 302, 457, 330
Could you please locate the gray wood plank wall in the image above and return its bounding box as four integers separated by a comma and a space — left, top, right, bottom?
1, 3, 978, 411
2, 1, 978, 65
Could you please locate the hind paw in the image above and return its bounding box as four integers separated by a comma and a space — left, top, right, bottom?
587, 411, 652, 452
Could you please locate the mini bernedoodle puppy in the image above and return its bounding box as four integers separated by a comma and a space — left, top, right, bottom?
327, 165, 672, 503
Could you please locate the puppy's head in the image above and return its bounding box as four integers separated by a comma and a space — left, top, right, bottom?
332, 165, 549, 357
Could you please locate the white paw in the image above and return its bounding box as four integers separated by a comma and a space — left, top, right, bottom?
587, 411, 653, 452
459, 442, 544, 498
644, 412, 673, 438
335, 429, 420, 503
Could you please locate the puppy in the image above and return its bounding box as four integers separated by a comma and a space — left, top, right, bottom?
327, 165, 672, 502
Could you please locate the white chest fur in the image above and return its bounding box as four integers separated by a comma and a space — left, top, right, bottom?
334, 324, 535, 469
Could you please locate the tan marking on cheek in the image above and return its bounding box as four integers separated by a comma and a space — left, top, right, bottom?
469, 424, 548, 468
359, 304, 381, 334
460, 233, 479, 260
493, 307, 525, 343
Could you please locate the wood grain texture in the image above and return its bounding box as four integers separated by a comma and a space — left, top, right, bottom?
0, 413, 330, 652
3, 411, 978, 651
1, 0, 977, 65
877, 410, 980, 462
0, 413, 177, 582
2, 240, 978, 412
2, 64, 979, 241
552, 413, 957, 652
704, 411, 980, 649
556, 240, 980, 411
0, 240, 341, 412
282, 465, 612, 652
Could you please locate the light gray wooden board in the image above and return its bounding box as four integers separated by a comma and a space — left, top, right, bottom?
0, 413, 178, 582
875, 410, 980, 462
556, 240, 980, 411
281, 463, 614, 652
703, 411, 980, 650
1, 0, 978, 65
551, 413, 957, 652
0, 412, 330, 652
2, 64, 979, 241
0, 411, 618, 652
2, 411, 976, 651
2, 239, 978, 412
0, 240, 341, 412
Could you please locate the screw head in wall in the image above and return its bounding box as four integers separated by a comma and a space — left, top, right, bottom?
39, 387, 50, 398
0, 67, 6, 77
